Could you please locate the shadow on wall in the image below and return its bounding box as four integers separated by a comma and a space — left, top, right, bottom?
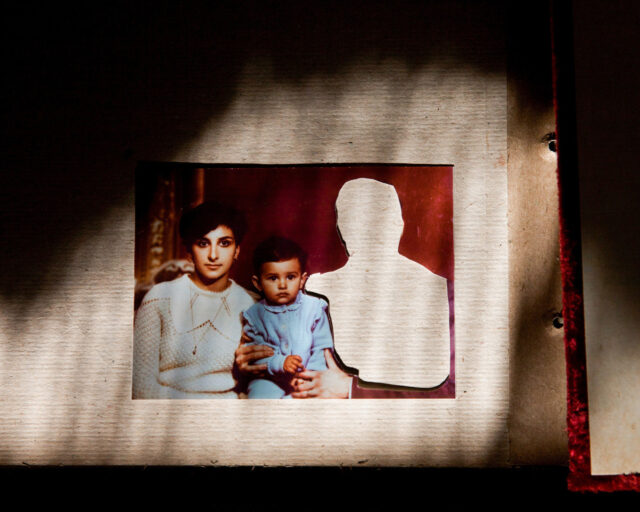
0, 1, 511, 304
505, 0, 566, 466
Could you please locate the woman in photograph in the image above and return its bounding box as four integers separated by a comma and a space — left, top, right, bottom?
133, 201, 260, 398
133, 200, 351, 399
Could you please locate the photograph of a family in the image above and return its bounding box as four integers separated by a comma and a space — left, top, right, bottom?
133, 165, 454, 399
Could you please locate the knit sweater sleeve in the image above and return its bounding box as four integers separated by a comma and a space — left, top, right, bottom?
132, 297, 167, 398
133, 296, 211, 399
242, 308, 287, 375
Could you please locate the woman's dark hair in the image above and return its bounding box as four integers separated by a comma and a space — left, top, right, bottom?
178, 201, 247, 246
252, 236, 308, 275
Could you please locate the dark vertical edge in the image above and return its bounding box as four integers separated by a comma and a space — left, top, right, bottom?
550, 0, 590, 491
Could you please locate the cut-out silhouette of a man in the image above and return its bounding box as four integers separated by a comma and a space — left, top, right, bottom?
306, 178, 450, 388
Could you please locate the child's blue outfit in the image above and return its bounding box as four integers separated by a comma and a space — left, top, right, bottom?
242, 292, 334, 398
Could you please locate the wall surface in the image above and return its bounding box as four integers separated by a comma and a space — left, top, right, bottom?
0, 1, 565, 466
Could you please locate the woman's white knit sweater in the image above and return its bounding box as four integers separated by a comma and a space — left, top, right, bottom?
133, 274, 256, 399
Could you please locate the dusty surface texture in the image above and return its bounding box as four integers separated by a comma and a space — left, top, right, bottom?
506, 7, 567, 466
573, 2, 640, 476
0, 2, 566, 466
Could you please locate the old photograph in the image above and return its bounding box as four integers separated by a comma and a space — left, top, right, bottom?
133, 164, 454, 399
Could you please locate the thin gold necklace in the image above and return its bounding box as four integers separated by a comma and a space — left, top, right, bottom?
189, 282, 232, 355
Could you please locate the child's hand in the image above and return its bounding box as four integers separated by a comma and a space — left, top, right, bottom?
283, 355, 304, 375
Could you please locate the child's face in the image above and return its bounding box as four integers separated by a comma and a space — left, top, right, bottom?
252, 258, 308, 306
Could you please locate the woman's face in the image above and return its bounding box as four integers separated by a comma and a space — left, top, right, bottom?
188, 225, 239, 291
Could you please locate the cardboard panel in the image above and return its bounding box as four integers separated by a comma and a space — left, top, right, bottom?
0, 2, 566, 466
573, 1, 640, 476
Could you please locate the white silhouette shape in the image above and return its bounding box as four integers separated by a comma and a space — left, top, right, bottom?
306, 178, 450, 388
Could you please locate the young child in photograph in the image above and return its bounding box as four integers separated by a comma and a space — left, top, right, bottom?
242, 236, 335, 399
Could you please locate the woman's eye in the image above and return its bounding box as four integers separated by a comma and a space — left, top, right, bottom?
196, 240, 208, 247
219, 239, 232, 247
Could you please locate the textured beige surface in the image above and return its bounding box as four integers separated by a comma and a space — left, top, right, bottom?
307, 178, 450, 388
0, 56, 507, 467
0, 3, 570, 466
573, 1, 640, 476
506, 86, 567, 466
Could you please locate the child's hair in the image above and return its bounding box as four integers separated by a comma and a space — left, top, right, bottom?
179, 201, 247, 246
252, 236, 308, 276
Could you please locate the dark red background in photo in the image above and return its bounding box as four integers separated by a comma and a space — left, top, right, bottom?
194, 165, 453, 292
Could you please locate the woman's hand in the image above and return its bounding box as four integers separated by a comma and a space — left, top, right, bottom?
291, 349, 352, 399
234, 332, 274, 376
